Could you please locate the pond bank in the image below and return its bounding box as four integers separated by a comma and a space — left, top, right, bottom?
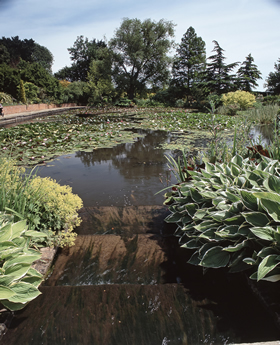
0, 106, 85, 127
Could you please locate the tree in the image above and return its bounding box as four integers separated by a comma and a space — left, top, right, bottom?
32, 43, 54, 73
55, 36, 107, 82
0, 36, 35, 67
204, 40, 239, 95
109, 18, 175, 99
171, 26, 206, 101
85, 47, 114, 104
236, 54, 262, 92
265, 58, 280, 95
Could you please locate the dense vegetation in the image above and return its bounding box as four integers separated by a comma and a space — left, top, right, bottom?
0, 18, 280, 107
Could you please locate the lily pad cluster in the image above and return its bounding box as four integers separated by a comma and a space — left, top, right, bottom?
165, 155, 280, 282
0, 112, 142, 165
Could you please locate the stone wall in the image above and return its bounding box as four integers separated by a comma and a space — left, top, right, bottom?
3, 103, 77, 115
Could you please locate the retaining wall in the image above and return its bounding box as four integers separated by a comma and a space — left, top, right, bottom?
3, 103, 77, 115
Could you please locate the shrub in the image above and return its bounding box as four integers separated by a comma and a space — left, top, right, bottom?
164, 155, 280, 282
221, 90, 256, 110
0, 92, 13, 105
0, 158, 82, 247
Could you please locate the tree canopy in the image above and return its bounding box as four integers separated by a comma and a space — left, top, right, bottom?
204, 40, 239, 95
265, 58, 280, 94
171, 26, 206, 101
109, 18, 175, 99
236, 54, 262, 92
55, 36, 107, 82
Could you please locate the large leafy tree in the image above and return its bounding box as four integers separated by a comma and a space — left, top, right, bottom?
236, 54, 262, 92
109, 18, 175, 99
204, 40, 239, 95
32, 43, 54, 73
55, 36, 107, 82
171, 26, 206, 101
85, 47, 114, 104
0, 36, 35, 67
265, 58, 280, 95
0, 36, 54, 73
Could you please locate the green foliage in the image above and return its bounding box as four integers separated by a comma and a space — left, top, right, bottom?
109, 18, 175, 99
171, 26, 206, 102
19, 79, 26, 104
236, 54, 262, 92
0, 218, 43, 311
55, 36, 107, 82
221, 90, 256, 110
60, 81, 88, 104
0, 92, 13, 105
265, 58, 280, 95
0, 158, 83, 247
203, 40, 239, 95
85, 48, 114, 104
164, 155, 280, 282
245, 104, 279, 124
28, 177, 82, 247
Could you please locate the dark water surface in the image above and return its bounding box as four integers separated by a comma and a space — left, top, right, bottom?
34, 129, 177, 207
3, 125, 280, 344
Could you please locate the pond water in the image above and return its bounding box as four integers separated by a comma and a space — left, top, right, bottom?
2, 120, 280, 344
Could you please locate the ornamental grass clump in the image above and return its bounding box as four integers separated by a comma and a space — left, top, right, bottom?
164, 155, 280, 282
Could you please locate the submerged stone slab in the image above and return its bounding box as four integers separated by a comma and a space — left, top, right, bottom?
2, 284, 235, 345
76, 206, 175, 236
45, 234, 167, 286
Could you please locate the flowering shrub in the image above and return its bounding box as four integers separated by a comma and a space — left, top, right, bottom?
0, 158, 82, 247
29, 177, 82, 247
221, 90, 256, 110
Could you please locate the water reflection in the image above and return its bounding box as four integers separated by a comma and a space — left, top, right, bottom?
35, 130, 177, 207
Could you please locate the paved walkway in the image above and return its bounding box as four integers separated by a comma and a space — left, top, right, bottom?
0, 106, 84, 126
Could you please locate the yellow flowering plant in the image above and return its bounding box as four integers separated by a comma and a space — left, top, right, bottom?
0, 158, 83, 248
221, 90, 256, 110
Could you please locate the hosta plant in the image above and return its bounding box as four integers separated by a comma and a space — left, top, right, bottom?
164, 154, 280, 282
0, 217, 44, 311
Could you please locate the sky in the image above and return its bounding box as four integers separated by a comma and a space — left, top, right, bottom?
1, 0, 279, 91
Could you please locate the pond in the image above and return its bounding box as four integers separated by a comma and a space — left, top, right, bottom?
2, 113, 280, 345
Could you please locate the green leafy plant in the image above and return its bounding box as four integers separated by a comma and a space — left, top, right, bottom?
0, 158, 83, 247
164, 154, 280, 282
221, 90, 256, 110
0, 218, 44, 311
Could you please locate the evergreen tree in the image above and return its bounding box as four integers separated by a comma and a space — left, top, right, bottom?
204, 40, 239, 95
171, 26, 206, 102
236, 54, 262, 92
265, 58, 280, 95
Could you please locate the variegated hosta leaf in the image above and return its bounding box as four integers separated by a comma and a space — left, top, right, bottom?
200, 246, 230, 268
242, 212, 270, 227
250, 227, 276, 241
260, 199, 280, 222
257, 254, 280, 281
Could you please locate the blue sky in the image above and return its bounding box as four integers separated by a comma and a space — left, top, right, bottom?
1, 0, 279, 91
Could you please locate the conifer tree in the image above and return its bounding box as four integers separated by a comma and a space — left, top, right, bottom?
236, 54, 262, 92
265, 58, 280, 95
204, 40, 239, 95
171, 27, 206, 102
